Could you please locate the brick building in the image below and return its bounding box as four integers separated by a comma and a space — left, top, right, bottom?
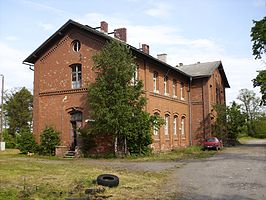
23, 20, 230, 152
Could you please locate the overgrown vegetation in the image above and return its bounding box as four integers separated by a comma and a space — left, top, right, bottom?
86, 40, 162, 156
16, 129, 37, 154
39, 127, 60, 156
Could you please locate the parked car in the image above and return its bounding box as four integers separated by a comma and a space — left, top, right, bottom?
202, 137, 223, 151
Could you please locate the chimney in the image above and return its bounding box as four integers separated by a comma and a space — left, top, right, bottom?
157, 53, 167, 63
114, 28, 127, 42
100, 21, 108, 33
142, 44, 149, 54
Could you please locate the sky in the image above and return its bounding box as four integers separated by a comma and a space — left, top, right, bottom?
0, 0, 265, 104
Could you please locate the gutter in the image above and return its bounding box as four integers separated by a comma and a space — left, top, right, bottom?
22, 61, 34, 71
189, 76, 193, 146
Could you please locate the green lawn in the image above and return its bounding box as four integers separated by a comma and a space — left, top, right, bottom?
0, 148, 215, 200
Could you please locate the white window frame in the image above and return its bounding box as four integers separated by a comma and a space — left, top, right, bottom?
153, 114, 159, 136
164, 115, 169, 135
181, 82, 184, 100
181, 117, 185, 136
72, 40, 81, 52
173, 116, 177, 136
173, 80, 177, 97
131, 65, 138, 85
71, 64, 82, 89
164, 76, 169, 95
153, 72, 158, 93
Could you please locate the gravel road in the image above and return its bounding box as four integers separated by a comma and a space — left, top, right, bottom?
163, 140, 266, 200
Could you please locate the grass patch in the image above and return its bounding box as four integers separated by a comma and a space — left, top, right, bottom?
125, 146, 216, 161
238, 136, 263, 144
0, 150, 169, 200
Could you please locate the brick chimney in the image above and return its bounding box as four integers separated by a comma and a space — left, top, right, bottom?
142, 44, 149, 54
157, 53, 167, 63
100, 21, 108, 33
114, 28, 127, 42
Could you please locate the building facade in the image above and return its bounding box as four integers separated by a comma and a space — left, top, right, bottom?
23, 20, 230, 152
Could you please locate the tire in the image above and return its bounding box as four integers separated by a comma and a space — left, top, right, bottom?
97, 174, 119, 187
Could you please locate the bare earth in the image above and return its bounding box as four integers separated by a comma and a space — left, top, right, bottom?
163, 140, 266, 200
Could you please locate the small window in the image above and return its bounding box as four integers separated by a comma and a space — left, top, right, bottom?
164, 76, 169, 95
71, 64, 82, 89
72, 40, 81, 52
131, 65, 139, 85
173, 79, 177, 97
181, 82, 184, 100
153, 72, 159, 93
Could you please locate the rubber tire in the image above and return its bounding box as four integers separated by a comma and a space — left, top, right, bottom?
97, 174, 119, 187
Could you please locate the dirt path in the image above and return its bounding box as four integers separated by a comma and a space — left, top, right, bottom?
163, 140, 266, 200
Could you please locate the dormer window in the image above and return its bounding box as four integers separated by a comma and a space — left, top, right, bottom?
72, 40, 81, 52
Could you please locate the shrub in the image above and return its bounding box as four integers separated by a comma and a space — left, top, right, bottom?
2, 129, 16, 148
39, 127, 60, 156
16, 129, 37, 154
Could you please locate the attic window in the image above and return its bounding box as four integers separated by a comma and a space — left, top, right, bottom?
72, 40, 81, 52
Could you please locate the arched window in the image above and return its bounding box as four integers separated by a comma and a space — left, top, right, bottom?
173, 115, 178, 136
153, 112, 160, 136
181, 116, 185, 137
71, 64, 82, 89
164, 114, 169, 135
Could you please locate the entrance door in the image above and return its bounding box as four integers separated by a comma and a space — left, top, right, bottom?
70, 111, 82, 150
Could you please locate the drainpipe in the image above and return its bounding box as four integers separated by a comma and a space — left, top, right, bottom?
189, 77, 193, 146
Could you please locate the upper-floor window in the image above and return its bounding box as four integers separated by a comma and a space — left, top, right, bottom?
72, 40, 81, 52
181, 82, 184, 100
131, 65, 139, 85
164, 76, 169, 95
153, 71, 159, 93
173, 79, 177, 97
164, 114, 169, 135
71, 64, 82, 89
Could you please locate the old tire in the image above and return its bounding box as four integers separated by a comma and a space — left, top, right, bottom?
97, 174, 119, 187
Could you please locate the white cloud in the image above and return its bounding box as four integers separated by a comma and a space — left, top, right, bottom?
5, 36, 19, 41
39, 23, 54, 31
0, 42, 33, 91
144, 2, 172, 17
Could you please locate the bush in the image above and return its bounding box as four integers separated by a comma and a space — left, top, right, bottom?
39, 127, 60, 156
253, 116, 266, 138
2, 129, 16, 148
16, 129, 37, 154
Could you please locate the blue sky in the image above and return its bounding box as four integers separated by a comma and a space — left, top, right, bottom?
0, 0, 265, 103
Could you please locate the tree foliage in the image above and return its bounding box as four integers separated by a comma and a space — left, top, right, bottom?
253, 69, 266, 105
4, 87, 33, 136
251, 16, 266, 59
39, 127, 60, 156
237, 89, 263, 137
87, 40, 159, 155
16, 129, 37, 154
251, 16, 266, 105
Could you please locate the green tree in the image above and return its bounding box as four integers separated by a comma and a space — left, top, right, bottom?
251, 16, 266, 59
227, 101, 246, 140
251, 16, 266, 105
16, 129, 37, 154
4, 87, 33, 137
253, 69, 266, 105
237, 89, 262, 137
39, 127, 60, 156
87, 40, 159, 155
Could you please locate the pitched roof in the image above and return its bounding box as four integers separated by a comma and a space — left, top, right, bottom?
178, 61, 230, 88
23, 19, 188, 77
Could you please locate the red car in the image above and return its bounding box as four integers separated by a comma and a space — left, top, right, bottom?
202, 137, 223, 151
